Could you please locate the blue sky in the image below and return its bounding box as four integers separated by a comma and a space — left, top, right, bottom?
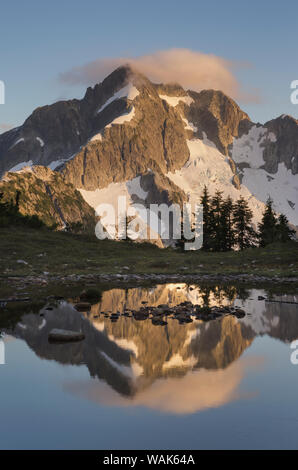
0, 0, 297, 131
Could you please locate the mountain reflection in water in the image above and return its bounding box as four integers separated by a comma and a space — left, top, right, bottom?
4, 284, 298, 414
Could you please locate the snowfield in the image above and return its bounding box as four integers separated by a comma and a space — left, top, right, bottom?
48, 153, 77, 170
231, 125, 298, 225
79, 176, 159, 241
159, 94, 194, 107
240, 162, 298, 225
8, 160, 33, 173
231, 125, 277, 168
97, 83, 139, 115
106, 106, 135, 127
182, 118, 198, 132
166, 136, 265, 225
89, 132, 102, 142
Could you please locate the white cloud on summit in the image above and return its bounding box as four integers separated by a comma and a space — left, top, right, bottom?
59, 48, 259, 104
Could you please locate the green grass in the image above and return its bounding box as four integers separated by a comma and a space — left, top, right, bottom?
0, 226, 298, 280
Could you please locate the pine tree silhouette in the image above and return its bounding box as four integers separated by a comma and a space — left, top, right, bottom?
221, 196, 235, 251
276, 213, 295, 243
200, 185, 212, 251
209, 190, 224, 251
258, 197, 278, 247
233, 196, 257, 250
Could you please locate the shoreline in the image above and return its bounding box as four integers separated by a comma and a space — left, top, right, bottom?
2, 272, 298, 287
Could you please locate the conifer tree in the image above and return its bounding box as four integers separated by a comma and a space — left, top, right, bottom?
176, 215, 186, 252
276, 213, 295, 242
258, 197, 278, 247
221, 196, 235, 251
200, 186, 212, 251
233, 196, 257, 250
209, 190, 224, 251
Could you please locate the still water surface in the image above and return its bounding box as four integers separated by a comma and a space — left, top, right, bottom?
0, 283, 298, 449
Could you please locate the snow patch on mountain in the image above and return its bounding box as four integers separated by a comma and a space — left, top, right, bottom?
9, 138, 25, 150
89, 132, 102, 142
79, 175, 148, 211
97, 83, 139, 114
201, 131, 217, 148
159, 94, 194, 107
78, 176, 164, 242
36, 137, 45, 147
182, 118, 198, 132
241, 163, 298, 225
93, 322, 105, 332
166, 137, 265, 225
99, 350, 143, 379
126, 175, 148, 199
48, 153, 77, 170
232, 125, 276, 168
48, 160, 66, 170
107, 333, 139, 358
79, 181, 132, 212
8, 160, 33, 173
106, 106, 135, 127
230, 125, 298, 224
183, 327, 201, 348
162, 353, 197, 370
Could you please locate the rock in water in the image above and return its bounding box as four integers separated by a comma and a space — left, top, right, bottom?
48, 329, 85, 343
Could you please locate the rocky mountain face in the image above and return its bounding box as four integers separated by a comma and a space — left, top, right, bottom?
63, 69, 189, 190
0, 166, 96, 230
0, 65, 297, 238
263, 114, 298, 174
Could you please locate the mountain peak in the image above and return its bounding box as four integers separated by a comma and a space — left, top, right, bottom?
1, 65, 297, 236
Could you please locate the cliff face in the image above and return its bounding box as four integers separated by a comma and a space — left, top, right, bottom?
0, 166, 96, 230
262, 115, 298, 174
0, 66, 190, 185
186, 89, 251, 155
0, 65, 252, 183
62, 68, 190, 190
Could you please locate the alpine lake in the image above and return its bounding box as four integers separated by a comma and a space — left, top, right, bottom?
0, 280, 298, 450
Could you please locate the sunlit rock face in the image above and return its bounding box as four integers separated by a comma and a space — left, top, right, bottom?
0, 166, 96, 230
